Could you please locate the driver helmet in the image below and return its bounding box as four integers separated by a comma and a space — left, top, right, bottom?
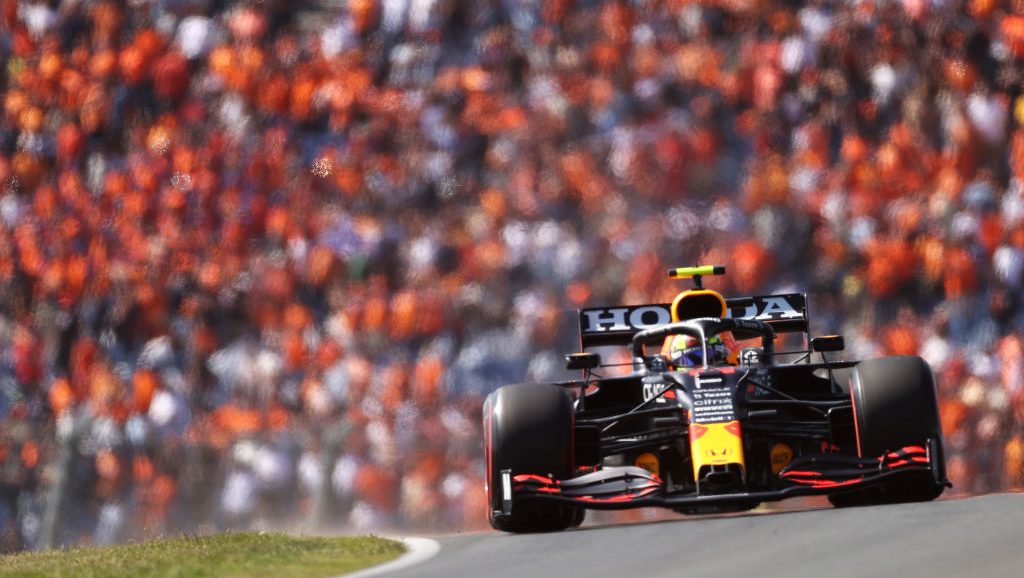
662, 332, 739, 367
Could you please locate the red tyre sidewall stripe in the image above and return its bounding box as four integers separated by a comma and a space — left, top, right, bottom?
570, 398, 576, 474
849, 375, 863, 458
484, 396, 494, 513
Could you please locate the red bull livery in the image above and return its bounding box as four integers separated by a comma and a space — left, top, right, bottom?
483, 265, 949, 532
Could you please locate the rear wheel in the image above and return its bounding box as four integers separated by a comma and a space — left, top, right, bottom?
483, 383, 581, 532
829, 356, 946, 507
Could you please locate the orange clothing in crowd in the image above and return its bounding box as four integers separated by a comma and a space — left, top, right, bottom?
2, 0, 1024, 550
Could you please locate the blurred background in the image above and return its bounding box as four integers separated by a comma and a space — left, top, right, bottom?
2, 0, 1024, 552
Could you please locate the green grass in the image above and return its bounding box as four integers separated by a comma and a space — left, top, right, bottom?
0, 532, 405, 578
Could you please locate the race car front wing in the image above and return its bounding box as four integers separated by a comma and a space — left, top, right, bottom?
495, 439, 950, 516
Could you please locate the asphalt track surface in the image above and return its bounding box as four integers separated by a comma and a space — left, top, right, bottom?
384, 493, 1024, 578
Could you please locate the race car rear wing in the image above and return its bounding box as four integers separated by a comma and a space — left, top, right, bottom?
578, 293, 807, 349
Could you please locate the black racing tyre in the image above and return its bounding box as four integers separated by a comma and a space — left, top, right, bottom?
568, 506, 587, 528
483, 383, 580, 532
829, 356, 946, 507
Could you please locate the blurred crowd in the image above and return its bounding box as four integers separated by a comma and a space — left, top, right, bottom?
3, 0, 1024, 551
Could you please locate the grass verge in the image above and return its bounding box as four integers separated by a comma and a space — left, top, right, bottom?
0, 532, 405, 578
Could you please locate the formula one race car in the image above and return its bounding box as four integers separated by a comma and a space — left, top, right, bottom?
483, 265, 950, 532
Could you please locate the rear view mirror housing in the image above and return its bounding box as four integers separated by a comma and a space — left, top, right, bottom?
566, 352, 601, 371
811, 335, 845, 353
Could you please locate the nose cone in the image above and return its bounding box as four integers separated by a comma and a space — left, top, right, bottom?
689, 420, 746, 484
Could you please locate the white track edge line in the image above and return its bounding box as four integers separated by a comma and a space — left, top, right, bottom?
337, 536, 441, 578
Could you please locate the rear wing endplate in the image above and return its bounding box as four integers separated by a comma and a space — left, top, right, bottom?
578, 293, 807, 349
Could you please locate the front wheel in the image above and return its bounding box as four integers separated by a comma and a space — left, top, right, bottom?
483, 383, 580, 532
829, 356, 946, 507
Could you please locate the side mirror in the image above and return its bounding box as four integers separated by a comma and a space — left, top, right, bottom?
811, 335, 845, 353
566, 352, 601, 371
